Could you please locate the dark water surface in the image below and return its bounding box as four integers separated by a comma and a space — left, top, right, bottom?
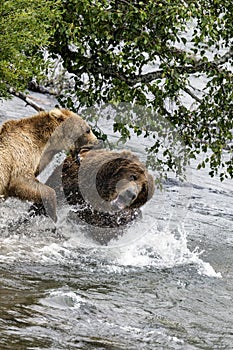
0, 94, 233, 349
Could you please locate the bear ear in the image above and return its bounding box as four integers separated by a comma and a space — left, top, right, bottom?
49, 108, 66, 122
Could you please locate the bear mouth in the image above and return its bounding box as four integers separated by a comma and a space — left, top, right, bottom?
110, 184, 138, 211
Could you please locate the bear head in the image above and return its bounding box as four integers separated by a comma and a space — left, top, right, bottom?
48, 108, 98, 151
62, 147, 155, 213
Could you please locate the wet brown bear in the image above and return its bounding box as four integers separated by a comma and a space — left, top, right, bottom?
30, 146, 155, 243
0, 108, 97, 221
62, 147, 155, 212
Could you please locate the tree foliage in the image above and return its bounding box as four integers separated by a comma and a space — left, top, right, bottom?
1, 0, 232, 180
0, 0, 60, 96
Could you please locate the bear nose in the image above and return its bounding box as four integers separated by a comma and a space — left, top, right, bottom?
111, 182, 139, 211
123, 188, 137, 201
117, 186, 137, 206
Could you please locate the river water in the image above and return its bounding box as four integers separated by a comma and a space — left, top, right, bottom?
0, 94, 233, 350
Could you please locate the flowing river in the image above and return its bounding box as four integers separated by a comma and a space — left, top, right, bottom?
0, 93, 233, 349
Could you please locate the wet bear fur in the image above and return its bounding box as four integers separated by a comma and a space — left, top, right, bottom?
0, 108, 97, 222
30, 146, 155, 244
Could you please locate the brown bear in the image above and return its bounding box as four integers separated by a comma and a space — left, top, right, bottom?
30, 145, 155, 243
0, 108, 97, 222
62, 146, 155, 212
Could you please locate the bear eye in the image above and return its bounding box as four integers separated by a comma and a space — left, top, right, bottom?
130, 174, 137, 181
86, 127, 91, 134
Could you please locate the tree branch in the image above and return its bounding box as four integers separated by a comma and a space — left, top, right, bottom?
72, 53, 232, 86
182, 86, 202, 103
8, 88, 45, 112
56, 42, 233, 94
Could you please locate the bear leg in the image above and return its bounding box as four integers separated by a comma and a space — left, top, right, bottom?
8, 176, 57, 222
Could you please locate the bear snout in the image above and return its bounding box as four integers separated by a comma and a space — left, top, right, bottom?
110, 182, 139, 211
122, 187, 137, 201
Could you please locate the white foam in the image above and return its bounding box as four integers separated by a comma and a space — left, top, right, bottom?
105, 224, 222, 278
40, 289, 84, 310
0, 206, 221, 278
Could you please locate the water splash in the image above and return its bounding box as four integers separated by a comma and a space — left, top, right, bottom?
104, 224, 222, 278
0, 199, 221, 278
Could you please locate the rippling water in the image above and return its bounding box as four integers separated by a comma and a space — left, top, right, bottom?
0, 94, 233, 349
